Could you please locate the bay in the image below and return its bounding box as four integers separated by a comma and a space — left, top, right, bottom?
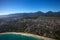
0, 34, 44, 40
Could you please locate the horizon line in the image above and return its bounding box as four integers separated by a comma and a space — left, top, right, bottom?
0, 11, 60, 15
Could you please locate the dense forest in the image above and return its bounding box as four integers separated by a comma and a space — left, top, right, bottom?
0, 11, 60, 40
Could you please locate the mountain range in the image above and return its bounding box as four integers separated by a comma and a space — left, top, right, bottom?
0, 11, 60, 19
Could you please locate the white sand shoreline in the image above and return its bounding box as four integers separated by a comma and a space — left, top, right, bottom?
0, 32, 56, 40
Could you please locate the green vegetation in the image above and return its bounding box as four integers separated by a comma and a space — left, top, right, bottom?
0, 11, 60, 40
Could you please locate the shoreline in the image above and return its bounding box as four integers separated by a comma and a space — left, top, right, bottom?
0, 32, 56, 40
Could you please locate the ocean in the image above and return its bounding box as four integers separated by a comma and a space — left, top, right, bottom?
0, 34, 44, 40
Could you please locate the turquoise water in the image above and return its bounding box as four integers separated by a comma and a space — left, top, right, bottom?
0, 34, 44, 40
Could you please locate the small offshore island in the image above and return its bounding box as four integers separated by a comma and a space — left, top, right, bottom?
0, 32, 56, 40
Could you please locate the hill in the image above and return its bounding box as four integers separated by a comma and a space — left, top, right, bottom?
0, 11, 60, 40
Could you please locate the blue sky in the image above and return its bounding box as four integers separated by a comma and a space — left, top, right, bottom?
0, 0, 60, 15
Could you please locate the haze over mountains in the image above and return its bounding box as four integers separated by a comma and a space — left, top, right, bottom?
0, 11, 60, 18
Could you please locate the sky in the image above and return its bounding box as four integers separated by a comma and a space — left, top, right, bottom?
0, 0, 60, 15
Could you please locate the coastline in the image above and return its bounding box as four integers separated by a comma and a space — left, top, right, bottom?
0, 32, 56, 40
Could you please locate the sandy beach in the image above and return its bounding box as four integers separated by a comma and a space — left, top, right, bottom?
0, 32, 56, 40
